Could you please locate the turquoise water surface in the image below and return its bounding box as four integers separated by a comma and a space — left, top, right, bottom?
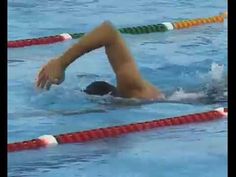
8, 0, 227, 177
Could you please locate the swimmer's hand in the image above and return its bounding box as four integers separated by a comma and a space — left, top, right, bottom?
36, 58, 65, 90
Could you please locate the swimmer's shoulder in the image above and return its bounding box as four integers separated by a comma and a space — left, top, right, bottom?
116, 80, 165, 101
130, 84, 165, 101
144, 81, 165, 101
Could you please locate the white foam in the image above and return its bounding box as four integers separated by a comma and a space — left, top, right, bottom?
198, 62, 225, 82
168, 88, 205, 101
210, 63, 224, 81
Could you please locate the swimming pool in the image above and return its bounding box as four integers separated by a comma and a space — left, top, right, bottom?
8, 0, 227, 176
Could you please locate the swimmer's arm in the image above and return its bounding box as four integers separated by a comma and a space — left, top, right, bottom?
58, 22, 119, 68
37, 21, 147, 94
39, 22, 119, 73
59, 21, 144, 89
59, 21, 139, 76
37, 21, 163, 99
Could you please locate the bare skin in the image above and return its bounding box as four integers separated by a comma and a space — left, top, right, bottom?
36, 21, 165, 100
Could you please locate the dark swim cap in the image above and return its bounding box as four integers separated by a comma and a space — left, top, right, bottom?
84, 81, 118, 96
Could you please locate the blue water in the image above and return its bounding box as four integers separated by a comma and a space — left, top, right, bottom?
8, 0, 227, 177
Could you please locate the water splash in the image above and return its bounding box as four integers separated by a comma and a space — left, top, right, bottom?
208, 62, 225, 81
198, 62, 225, 83
167, 62, 227, 104
168, 88, 205, 102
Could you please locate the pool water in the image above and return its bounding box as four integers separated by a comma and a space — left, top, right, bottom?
8, 0, 227, 177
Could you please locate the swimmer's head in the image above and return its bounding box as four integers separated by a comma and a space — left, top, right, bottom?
84, 81, 118, 96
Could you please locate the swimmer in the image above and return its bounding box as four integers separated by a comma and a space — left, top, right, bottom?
36, 21, 165, 101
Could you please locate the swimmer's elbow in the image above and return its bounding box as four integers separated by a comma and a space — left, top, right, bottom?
102, 21, 119, 39
102, 21, 115, 30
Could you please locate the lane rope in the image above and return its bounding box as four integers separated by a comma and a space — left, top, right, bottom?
8, 107, 227, 153
8, 12, 226, 48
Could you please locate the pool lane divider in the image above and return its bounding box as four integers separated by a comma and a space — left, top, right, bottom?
8, 107, 227, 153
8, 13, 226, 48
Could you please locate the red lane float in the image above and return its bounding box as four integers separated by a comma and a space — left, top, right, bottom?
8, 107, 227, 153
8, 34, 72, 48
